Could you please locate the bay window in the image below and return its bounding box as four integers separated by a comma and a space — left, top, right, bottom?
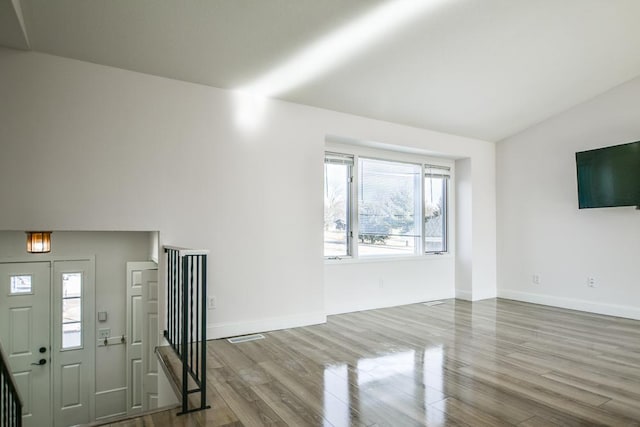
323, 151, 450, 259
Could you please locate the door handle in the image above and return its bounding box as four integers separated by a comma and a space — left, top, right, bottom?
31, 358, 47, 366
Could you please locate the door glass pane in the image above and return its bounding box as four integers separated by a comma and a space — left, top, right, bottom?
10, 275, 32, 294
62, 273, 82, 349
62, 298, 81, 323
63, 273, 82, 297
62, 322, 82, 349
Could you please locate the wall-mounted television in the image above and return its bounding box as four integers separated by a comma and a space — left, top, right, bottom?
575, 140, 640, 209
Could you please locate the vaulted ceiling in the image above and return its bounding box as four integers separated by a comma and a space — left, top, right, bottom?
2, 0, 640, 141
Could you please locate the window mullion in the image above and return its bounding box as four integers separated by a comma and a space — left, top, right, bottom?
419, 164, 426, 255
350, 156, 359, 258
443, 177, 448, 252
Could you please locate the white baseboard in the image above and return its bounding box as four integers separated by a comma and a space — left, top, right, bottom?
327, 292, 456, 316
207, 311, 326, 339
498, 289, 640, 320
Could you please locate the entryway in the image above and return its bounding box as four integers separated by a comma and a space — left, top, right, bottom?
0, 259, 95, 427
0, 230, 171, 426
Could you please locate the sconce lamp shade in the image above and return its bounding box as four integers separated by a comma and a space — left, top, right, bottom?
26, 231, 52, 253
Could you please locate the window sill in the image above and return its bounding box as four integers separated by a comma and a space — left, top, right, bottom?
324, 253, 453, 265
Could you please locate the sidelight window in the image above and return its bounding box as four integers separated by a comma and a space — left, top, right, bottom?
62, 272, 82, 349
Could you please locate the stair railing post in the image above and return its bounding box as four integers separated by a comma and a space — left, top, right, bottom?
200, 254, 207, 410
181, 254, 189, 414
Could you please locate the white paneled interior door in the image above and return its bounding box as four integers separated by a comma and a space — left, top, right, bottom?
125, 262, 158, 415
0, 262, 51, 427
142, 269, 159, 409
52, 259, 95, 427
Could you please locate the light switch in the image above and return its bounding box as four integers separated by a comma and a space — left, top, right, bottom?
98, 311, 107, 322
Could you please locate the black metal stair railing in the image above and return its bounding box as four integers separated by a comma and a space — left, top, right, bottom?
0, 341, 22, 427
163, 246, 211, 415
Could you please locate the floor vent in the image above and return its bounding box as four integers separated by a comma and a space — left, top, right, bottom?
423, 301, 445, 307
227, 334, 265, 344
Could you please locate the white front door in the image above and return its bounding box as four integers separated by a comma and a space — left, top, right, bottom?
0, 262, 51, 427
52, 260, 95, 427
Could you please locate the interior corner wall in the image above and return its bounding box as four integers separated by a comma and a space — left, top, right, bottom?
0, 47, 497, 339
496, 76, 640, 320
452, 152, 497, 302
470, 146, 497, 300
455, 158, 473, 300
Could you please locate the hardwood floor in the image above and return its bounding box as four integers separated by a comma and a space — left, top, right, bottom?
108, 299, 640, 426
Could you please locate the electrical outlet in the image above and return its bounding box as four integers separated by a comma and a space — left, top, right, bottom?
98, 328, 110, 339
587, 277, 597, 288
208, 296, 216, 310
532, 274, 540, 284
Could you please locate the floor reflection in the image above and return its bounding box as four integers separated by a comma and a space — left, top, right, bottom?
357, 350, 415, 385
322, 364, 350, 426
322, 346, 446, 426
422, 345, 444, 393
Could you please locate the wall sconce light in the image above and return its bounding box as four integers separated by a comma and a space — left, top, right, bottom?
26, 231, 52, 253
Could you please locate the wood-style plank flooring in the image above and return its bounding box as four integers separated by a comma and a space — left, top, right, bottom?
107, 299, 640, 426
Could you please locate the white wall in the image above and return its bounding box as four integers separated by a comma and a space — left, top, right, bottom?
497, 76, 640, 320
325, 257, 455, 314
0, 47, 497, 339
0, 231, 152, 419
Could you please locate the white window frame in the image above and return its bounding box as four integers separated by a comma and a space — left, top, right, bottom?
324, 152, 354, 259
324, 146, 453, 261
424, 164, 450, 254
